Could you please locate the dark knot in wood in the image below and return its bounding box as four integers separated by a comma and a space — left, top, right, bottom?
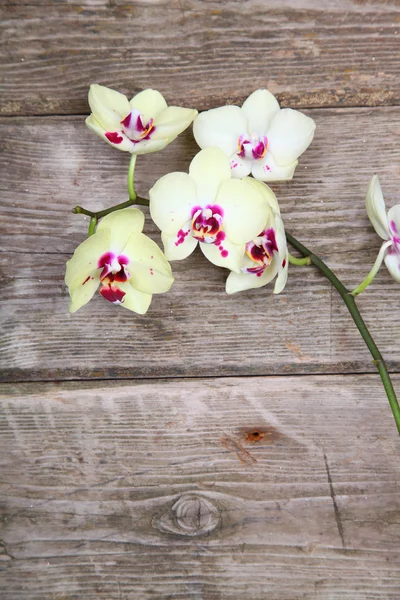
152, 494, 220, 537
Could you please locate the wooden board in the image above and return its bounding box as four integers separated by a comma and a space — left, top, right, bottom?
1, 107, 400, 381
1, 375, 400, 599
1, 0, 400, 116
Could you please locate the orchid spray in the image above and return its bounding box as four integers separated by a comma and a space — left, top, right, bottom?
68, 85, 400, 434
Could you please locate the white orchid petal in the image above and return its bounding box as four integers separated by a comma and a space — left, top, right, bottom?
217, 178, 270, 244
267, 108, 316, 165
366, 175, 390, 240
228, 152, 252, 179
387, 204, 400, 239
129, 89, 168, 121
65, 228, 110, 291
242, 89, 280, 134
243, 178, 281, 214
162, 229, 198, 261
88, 84, 130, 131
121, 232, 174, 294
117, 281, 153, 314
384, 251, 400, 282
68, 274, 100, 313
251, 151, 298, 182
130, 138, 168, 155
193, 105, 247, 156
151, 106, 198, 143
273, 251, 289, 294
200, 239, 245, 273
189, 148, 231, 202
97, 208, 145, 253
274, 213, 288, 263
226, 261, 279, 294
150, 172, 197, 235
86, 114, 135, 152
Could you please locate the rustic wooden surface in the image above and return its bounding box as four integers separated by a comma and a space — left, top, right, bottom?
1, 0, 400, 598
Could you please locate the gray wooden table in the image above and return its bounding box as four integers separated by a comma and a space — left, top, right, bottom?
1, 1, 400, 598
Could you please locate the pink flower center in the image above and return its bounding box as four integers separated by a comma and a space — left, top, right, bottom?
120, 109, 155, 142
243, 228, 278, 276
191, 205, 224, 243
97, 252, 130, 304
237, 133, 268, 161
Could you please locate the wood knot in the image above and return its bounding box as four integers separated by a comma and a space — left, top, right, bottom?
152, 494, 220, 537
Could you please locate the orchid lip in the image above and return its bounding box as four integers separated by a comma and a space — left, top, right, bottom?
237, 133, 268, 161
120, 110, 155, 143
191, 205, 224, 243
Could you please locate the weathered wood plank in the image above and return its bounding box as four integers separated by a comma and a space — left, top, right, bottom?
1, 375, 400, 598
1, 0, 400, 115
1, 108, 399, 380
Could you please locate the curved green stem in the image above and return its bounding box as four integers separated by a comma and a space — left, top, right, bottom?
72, 196, 149, 220
88, 216, 97, 236
128, 154, 137, 201
351, 240, 392, 296
286, 231, 400, 435
288, 252, 311, 266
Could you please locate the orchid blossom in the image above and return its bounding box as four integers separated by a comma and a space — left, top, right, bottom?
86, 85, 197, 154
225, 179, 289, 294
65, 208, 174, 314
363, 175, 400, 284
149, 148, 273, 273
193, 89, 315, 182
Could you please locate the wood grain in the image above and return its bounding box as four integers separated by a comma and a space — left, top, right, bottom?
1, 108, 400, 381
1, 375, 400, 599
1, 0, 400, 116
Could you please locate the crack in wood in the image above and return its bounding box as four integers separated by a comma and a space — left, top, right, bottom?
323, 452, 346, 549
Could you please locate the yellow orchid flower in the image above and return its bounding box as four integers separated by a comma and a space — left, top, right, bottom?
86, 84, 198, 154
225, 179, 289, 294
65, 208, 174, 314
149, 148, 272, 273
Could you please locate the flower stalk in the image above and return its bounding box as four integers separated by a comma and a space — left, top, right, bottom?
286, 231, 400, 434
351, 240, 392, 296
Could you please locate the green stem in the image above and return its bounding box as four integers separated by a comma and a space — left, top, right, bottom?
286, 231, 400, 435
128, 154, 137, 201
288, 252, 311, 266
88, 216, 97, 236
351, 240, 392, 296
72, 196, 149, 220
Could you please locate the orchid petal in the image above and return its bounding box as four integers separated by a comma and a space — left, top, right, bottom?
189, 148, 231, 202
387, 205, 400, 239
200, 238, 245, 273
251, 151, 298, 182
121, 233, 174, 294
68, 273, 100, 313
242, 89, 280, 134
243, 178, 281, 215
117, 281, 153, 314
86, 115, 135, 152
384, 250, 400, 282
217, 179, 270, 244
274, 213, 288, 263
193, 105, 247, 156
226, 260, 279, 294
150, 172, 197, 235
274, 251, 289, 294
228, 153, 252, 179
366, 175, 390, 240
151, 106, 198, 142
162, 229, 198, 261
65, 228, 110, 291
129, 89, 168, 122
267, 108, 316, 165
130, 138, 170, 155
97, 208, 145, 254
88, 84, 130, 131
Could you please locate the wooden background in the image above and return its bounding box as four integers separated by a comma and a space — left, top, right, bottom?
1, 0, 400, 598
